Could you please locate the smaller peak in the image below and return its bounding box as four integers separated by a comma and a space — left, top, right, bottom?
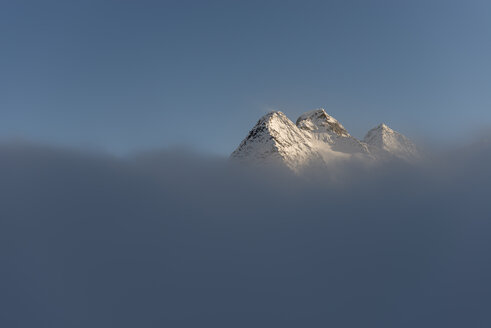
363, 123, 419, 161
308, 108, 328, 115
297, 108, 330, 121
368, 123, 393, 133
296, 108, 349, 137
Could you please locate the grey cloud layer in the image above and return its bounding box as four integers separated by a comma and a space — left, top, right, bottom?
1, 141, 491, 327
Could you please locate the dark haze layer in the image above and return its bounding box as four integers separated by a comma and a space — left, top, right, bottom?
1, 142, 491, 327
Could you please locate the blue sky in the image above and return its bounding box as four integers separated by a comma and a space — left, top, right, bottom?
1, 0, 490, 155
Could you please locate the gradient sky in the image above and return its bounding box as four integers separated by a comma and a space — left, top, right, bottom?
1, 0, 491, 155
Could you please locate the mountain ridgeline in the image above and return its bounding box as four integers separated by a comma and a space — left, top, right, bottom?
231, 109, 419, 172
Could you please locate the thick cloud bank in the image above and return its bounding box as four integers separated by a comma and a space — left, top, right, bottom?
1, 141, 491, 327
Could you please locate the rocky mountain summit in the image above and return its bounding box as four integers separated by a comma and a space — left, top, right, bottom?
231, 108, 419, 172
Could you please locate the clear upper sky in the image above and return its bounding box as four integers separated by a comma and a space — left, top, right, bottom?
1, 0, 490, 155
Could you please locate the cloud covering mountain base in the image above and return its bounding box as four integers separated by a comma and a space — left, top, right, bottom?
1, 142, 491, 327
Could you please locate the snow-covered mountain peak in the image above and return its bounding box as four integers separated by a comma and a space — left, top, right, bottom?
257, 110, 292, 128
296, 108, 350, 137
364, 123, 419, 161
295, 108, 370, 155
364, 123, 403, 147
230, 111, 320, 171
374, 123, 392, 132
231, 109, 419, 172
